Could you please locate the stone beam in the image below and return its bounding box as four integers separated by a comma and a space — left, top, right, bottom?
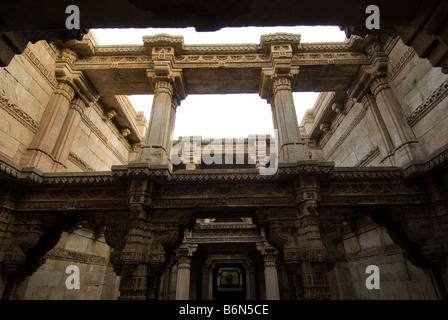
72, 34, 370, 96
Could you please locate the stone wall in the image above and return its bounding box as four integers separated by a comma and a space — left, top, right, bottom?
303, 38, 448, 167
0, 42, 55, 163
68, 102, 132, 172
337, 216, 439, 300
0, 40, 140, 172
24, 227, 120, 300
389, 40, 448, 157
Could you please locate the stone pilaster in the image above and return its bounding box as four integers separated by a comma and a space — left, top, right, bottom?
51, 98, 87, 172
20, 47, 97, 172
369, 76, 425, 165
362, 93, 396, 164
255, 176, 330, 300
348, 38, 425, 166
20, 82, 75, 172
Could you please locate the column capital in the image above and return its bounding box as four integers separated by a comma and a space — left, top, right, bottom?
259, 35, 300, 102
370, 76, 391, 98
69, 97, 87, 114
259, 67, 300, 103
347, 48, 389, 102
54, 82, 76, 101
146, 47, 187, 102
152, 80, 174, 96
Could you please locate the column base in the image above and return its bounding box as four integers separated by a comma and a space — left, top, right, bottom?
20, 148, 57, 172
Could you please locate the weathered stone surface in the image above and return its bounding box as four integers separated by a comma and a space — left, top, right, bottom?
1, 28, 448, 301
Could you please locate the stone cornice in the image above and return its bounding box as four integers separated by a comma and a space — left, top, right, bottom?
73, 33, 366, 60
2, 144, 447, 187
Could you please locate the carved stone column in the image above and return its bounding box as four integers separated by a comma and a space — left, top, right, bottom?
104, 178, 192, 300
256, 176, 330, 300
259, 36, 307, 163
271, 77, 307, 163
139, 46, 186, 165
140, 80, 176, 165
257, 242, 280, 300
175, 244, 197, 300
1, 212, 76, 300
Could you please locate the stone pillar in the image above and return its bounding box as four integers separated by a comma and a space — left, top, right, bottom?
271, 77, 307, 163
20, 46, 97, 172
21, 82, 75, 171
119, 264, 151, 300
369, 76, 424, 165
201, 264, 210, 300
257, 242, 280, 300
259, 36, 307, 163
105, 205, 191, 300
208, 264, 214, 300
244, 263, 253, 300
175, 244, 197, 300
51, 98, 87, 171
139, 80, 176, 164
169, 262, 179, 300
139, 45, 186, 166
256, 176, 331, 300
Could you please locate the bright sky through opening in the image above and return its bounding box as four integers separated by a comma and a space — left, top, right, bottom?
92, 26, 346, 139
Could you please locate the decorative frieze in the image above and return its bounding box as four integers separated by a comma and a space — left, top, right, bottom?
22, 47, 58, 88
68, 151, 94, 172
325, 105, 367, 160
0, 93, 39, 133
406, 78, 448, 127
45, 247, 109, 265
388, 46, 416, 81
355, 146, 380, 167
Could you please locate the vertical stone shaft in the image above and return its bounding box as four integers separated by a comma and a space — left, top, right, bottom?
175, 255, 191, 300
21, 82, 75, 171
271, 77, 307, 162
262, 253, 280, 300
139, 80, 175, 164
363, 93, 395, 157
51, 98, 86, 171
370, 77, 424, 165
